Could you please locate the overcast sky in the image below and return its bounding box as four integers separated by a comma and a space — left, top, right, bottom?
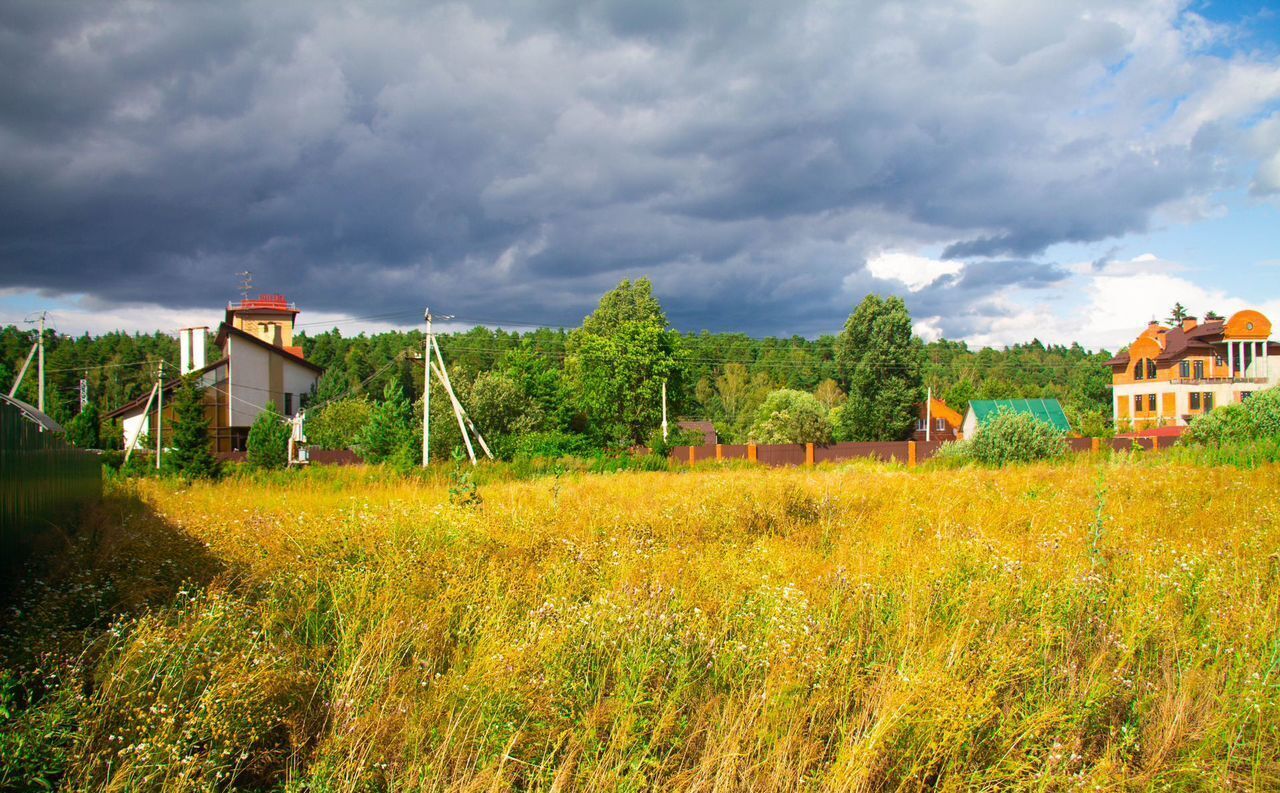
2, 0, 1279, 349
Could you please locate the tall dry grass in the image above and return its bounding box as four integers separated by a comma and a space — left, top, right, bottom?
9, 457, 1280, 790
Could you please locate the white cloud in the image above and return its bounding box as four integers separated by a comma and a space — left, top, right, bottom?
866, 252, 962, 292
926, 253, 1280, 350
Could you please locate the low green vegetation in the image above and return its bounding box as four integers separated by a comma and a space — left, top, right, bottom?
937, 409, 1067, 467
1172, 386, 1280, 467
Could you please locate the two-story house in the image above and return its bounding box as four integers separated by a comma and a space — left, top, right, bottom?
108, 293, 323, 453
1106, 310, 1279, 430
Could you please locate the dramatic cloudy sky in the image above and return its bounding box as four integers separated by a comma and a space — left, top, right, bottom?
2, 0, 1279, 349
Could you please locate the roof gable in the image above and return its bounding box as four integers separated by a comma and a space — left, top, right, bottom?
215, 323, 324, 373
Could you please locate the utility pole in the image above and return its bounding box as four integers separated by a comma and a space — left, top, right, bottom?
36, 311, 45, 415
155, 360, 163, 470
926, 386, 932, 443
79, 378, 88, 412
662, 380, 669, 441
422, 308, 432, 467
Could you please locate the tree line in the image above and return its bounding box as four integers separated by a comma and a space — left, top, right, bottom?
1, 279, 1118, 460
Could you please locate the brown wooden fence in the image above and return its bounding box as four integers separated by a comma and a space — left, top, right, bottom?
670, 436, 1172, 468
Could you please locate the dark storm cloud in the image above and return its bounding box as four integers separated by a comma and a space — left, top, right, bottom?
0, 0, 1268, 335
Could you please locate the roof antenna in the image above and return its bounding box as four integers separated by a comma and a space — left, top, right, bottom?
237, 271, 253, 302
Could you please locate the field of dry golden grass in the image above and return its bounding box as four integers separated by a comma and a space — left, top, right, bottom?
6, 457, 1280, 791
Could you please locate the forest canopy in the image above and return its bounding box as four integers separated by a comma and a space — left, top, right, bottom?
1, 282, 1116, 454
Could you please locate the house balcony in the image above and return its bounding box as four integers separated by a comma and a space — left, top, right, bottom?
1168, 376, 1268, 386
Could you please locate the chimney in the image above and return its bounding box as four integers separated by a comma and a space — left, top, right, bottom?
1181, 316, 1198, 332
179, 327, 208, 374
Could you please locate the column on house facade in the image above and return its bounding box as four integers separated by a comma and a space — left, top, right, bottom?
1227, 340, 1234, 377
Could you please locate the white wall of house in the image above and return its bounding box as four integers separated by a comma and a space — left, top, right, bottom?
281, 359, 318, 417
962, 409, 978, 438
1113, 376, 1279, 426
227, 337, 268, 426
225, 336, 319, 426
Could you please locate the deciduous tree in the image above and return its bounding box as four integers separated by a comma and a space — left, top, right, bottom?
749, 389, 833, 444
566, 279, 685, 447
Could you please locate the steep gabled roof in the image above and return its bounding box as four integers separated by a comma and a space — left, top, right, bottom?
104, 358, 229, 419
214, 323, 324, 373
966, 399, 1071, 432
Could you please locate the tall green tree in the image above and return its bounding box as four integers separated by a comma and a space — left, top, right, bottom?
65, 404, 101, 449
834, 294, 924, 441
1166, 302, 1189, 326
565, 279, 685, 447
168, 375, 219, 479
247, 401, 290, 470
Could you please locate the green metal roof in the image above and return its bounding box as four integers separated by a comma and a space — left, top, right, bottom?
967, 399, 1070, 431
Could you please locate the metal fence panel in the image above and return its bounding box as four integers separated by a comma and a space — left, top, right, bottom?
1, 399, 102, 554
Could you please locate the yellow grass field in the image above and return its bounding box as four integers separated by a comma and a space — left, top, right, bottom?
8, 458, 1280, 791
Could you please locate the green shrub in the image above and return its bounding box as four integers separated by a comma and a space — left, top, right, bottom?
931, 438, 974, 466
246, 402, 291, 470
1181, 386, 1280, 449
1181, 403, 1256, 447
305, 398, 371, 450
512, 431, 593, 460
749, 389, 833, 445
1245, 387, 1280, 436
646, 426, 704, 458
968, 409, 1066, 466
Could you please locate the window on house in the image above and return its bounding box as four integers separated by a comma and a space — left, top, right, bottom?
1134, 360, 1145, 380
1179, 361, 1190, 378
284, 392, 293, 416
1147, 360, 1158, 379
916, 419, 926, 431
936, 419, 947, 431
1147, 394, 1157, 411
1194, 360, 1204, 379
1133, 395, 1143, 413
1241, 391, 1253, 402
1190, 392, 1201, 410
1215, 354, 1225, 367
1204, 393, 1214, 410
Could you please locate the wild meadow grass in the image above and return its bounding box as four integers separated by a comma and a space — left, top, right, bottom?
4, 455, 1280, 790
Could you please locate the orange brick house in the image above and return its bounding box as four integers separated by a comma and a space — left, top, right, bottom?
1106, 310, 1279, 430
912, 396, 964, 441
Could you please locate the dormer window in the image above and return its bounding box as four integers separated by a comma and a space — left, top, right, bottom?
1134, 360, 1145, 380
1146, 360, 1157, 379
1179, 361, 1190, 378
